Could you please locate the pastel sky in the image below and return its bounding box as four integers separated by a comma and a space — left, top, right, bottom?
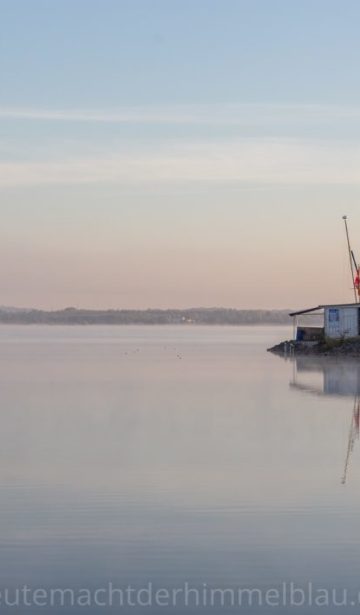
2, 0, 360, 309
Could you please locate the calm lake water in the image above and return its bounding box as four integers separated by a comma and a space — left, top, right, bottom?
1, 325, 360, 613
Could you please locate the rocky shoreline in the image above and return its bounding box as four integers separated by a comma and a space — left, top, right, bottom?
268, 338, 360, 357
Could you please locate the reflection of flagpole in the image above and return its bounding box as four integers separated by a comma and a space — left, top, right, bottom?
341, 396, 360, 485
342, 215, 358, 303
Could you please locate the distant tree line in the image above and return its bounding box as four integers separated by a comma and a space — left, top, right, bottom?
0, 307, 292, 325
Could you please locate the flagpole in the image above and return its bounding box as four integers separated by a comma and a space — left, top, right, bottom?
342, 215, 358, 303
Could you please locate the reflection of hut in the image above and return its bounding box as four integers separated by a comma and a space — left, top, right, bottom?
290, 303, 360, 342
288, 356, 360, 484
291, 356, 360, 397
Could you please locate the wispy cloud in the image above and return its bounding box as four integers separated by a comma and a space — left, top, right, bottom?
1, 103, 359, 187
0, 107, 200, 124
1, 103, 360, 126
1, 138, 360, 187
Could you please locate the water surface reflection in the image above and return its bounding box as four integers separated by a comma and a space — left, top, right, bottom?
289, 356, 360, 486
0, 326, 359, 613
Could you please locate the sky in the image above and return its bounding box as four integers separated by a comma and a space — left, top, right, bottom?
1, 0, 360, 309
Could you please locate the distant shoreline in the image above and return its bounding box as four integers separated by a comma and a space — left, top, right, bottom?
0, 308, 292, 326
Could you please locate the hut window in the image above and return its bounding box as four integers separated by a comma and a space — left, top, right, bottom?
329, 308, 340, 322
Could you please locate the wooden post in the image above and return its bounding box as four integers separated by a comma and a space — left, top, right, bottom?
293, 315, 297, 341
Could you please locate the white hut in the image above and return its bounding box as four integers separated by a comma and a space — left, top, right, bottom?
290, 303, 360, 341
